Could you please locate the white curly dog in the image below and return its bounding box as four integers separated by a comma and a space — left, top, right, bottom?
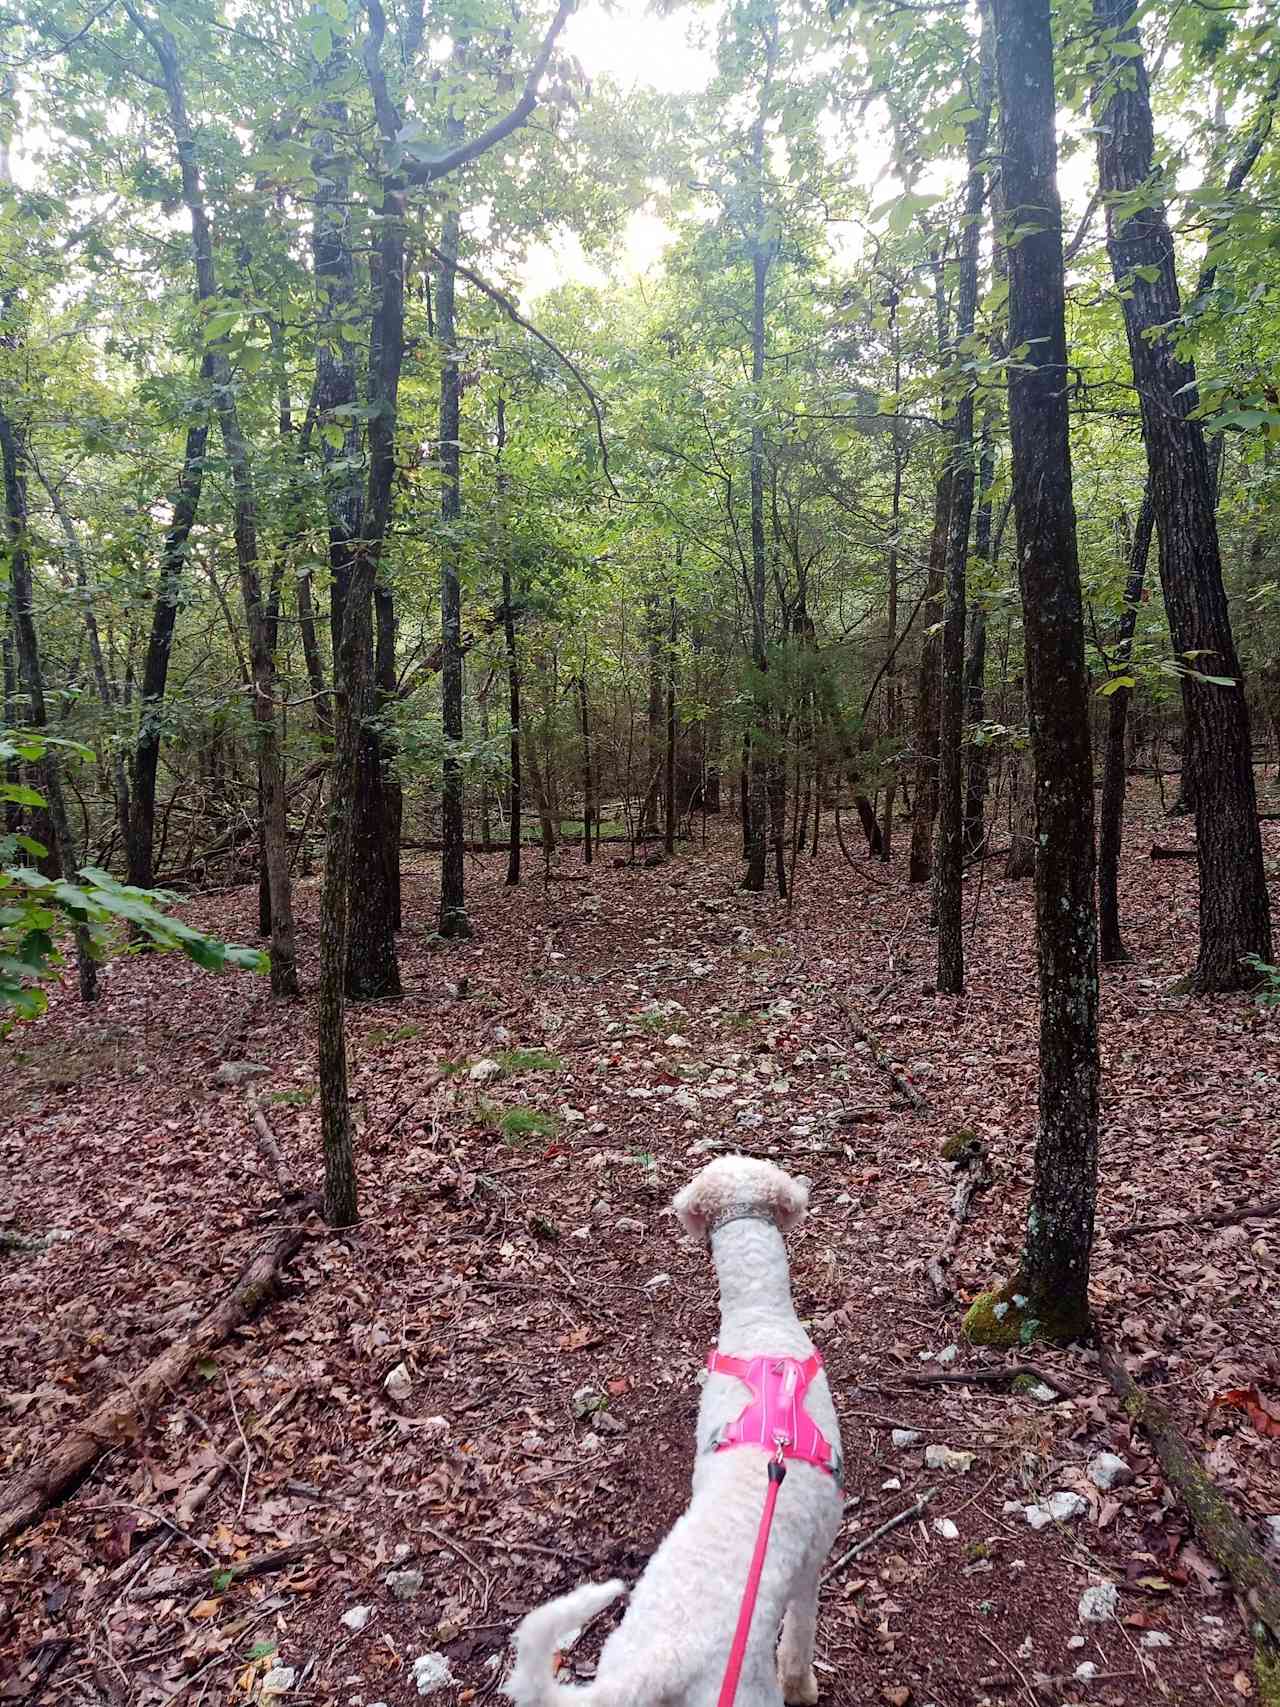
504, 1155, 844, 1707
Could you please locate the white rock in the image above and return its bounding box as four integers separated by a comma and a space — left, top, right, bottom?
881, 1476, 901, 1491
468, 1057, 502, 1084
1029, 1383, 1058, 1403
341, 1604, 372, 1632
1002, 1500, 1024, 1516
1024, 1503, 1053, 1531
615, 1217, 645, 1234
664, 1034, 690, 1049
572, 1386, 599, 1419
891, 1429, 922, 1450
924, 1444, 975, 1473
262, 1668, 297, 1694
383, 1362, 412, 1405
932, 1518, 959, 1540
1048, 1492, 1088, 1522
1078, 1582, 1119, 1623
1263, 1516, 1280, 1550
1088, 1452, 1133, 1491
645, 1273, 672, 1292
936, 1345, 959, 1365
385, 1568, 425, 1600
1016, 1636, 1033, 1660
393, 1543, 413, 1562
1074, 1662, 1099, 1683
411, 1653, 455, 1697
1067, 1635, 1086, 1650
1141, 1632, 1172, 1649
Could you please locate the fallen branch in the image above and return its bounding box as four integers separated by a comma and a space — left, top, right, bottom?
815, 980, 926, 1110
0, 1223, 306, 1548
246, 1087, 297, 1198
823, 1487, 936, 1581
1100, 1347, 1280, 1643
1150, 844, 1196, 861
1112, 1197, 1280, 1244
132, 1534, 342, 1602
927, 1137, 992, 1303
897, 1362, 1080, 1400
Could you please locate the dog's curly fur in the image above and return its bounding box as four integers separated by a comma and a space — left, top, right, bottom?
504, 1156, 843, 1707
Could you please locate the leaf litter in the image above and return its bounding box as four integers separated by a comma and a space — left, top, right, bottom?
0, 787, 1277, 1705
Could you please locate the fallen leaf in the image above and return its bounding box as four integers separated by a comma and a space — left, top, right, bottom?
1209, 1386, 1280, 1441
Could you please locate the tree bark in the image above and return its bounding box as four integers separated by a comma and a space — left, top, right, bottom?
962, 436, 995, 859
969, 0, 1099, 1345
1099, 486, 1155, 963
1092, 0, 1271, 990
664, 593, 677, 857
578, 672, 595, 864
908, 470, 952, 883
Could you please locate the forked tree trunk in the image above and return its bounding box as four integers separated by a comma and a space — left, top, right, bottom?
967, 0, 1099, 1346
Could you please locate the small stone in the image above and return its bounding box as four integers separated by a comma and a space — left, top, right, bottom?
341, 1605, 372, 1633
383, 1362, 412, 1406
595, 1411, 626, 1435
385, 1568, 425, 1601
936, 1345, 959, 1365
468, 1057, 501, 1084
1016, 1636, 1033, 1660
591, 1199, 611, 1220
262, 1667, 297, 1694
1078, 1582, 1119, 1623
1067, 1635, 1086, 1649
1088, 1452, 1133, 1491
393, 1543, 413, 1562
664, 1034, 690, 1049
1074, 1662, 1099, 1683
1002, 1500, 1024, 1516
1141, 1632, 1172, 1649
211, 1060, 269, 1087
645, 1272, 671, 1291
932, 1518, 959, 1540
1028, 1383, 1058, 1403
615, 1217, 645, 1234
924, 1444, 975, 1473
1024, 1503, 1053, 1531
580, 1430, 602, 1453
572, 1386, 600, 1419
1047, 1491, 1087, 1522
411, 1653, 455, 1697
881, 1477, 902, 1491
891, 1429, 922, 1450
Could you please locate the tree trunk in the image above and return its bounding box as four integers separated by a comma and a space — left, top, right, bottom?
0, 405, 97, 1001
664, 594, 677, 857
578, 672, 595, 864
909, 470, 952, 883
436, 200, 470, 939
1092, 0, 1271, 991
143, 16, 297, 998
968, 0, 1099, 1346
1099, 486, 1155, 963
935, 15, 993, 996
128, 352, 214, 890
963, 436, 996, 859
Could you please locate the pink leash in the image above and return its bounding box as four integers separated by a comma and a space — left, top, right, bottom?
716, 1451, 787, 1707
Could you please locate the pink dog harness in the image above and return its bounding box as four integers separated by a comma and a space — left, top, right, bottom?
705, 1348, 841, 1483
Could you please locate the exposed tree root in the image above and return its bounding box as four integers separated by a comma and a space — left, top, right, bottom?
0, 1223, 306, 1548
897, 1361, 1081, 1400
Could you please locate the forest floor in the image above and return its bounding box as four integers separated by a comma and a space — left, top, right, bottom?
2, 782, 1280, 1707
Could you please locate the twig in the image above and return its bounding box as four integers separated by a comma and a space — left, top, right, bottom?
222, 1372, 253, 1520
822, 1487, 936, 1581
897, 1362, 1080, 1400
1112, 1196, 1280, 1243
245, 1086, 296, 1197
977, 1626, 1038, 1707
423, 1520, 492, 1614
926, 1139, 992, 1303
132, 1534, 345, 1602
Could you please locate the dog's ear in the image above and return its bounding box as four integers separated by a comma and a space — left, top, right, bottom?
671, 1172, 716, 1240
770, 1169, 809, 1233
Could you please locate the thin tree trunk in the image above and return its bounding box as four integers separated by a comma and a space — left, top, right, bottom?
1099, 486, 1155, 963
1092, 0, 1271, 991
909, 470, 952, 883
963, 435, 995, 859
0, 405, 97, 1001
128, 352, 213, 890
967, 0, 1099, 1346
664, 594, 677, 857
578, 672, 595, 863
436, 198, 470, 939
498, 401, 521, 887
936, 14, 993, 995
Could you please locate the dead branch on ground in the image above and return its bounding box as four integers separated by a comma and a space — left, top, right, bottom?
1112, 1197, 1280, 1243
927, 1136, 992, 1302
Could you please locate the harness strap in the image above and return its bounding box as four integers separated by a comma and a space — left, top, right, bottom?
716, 1456, 786, 1707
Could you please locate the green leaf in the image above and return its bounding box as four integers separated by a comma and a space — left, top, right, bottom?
1097, 675, 1136, 696
0, 782, 46, 807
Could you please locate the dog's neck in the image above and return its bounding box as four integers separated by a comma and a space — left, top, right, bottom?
709, 1215, 798, 1322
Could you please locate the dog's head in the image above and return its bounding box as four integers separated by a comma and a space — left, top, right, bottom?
671, 1155, 809, 1243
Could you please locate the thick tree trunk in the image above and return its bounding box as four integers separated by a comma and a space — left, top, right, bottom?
128, 352, 213, 890
1092, 0, 1271, 991
963, 438, 996, 860
935, 22, 992, 995
967, 0, 1099, 1346
1099, 486, 1155, 963
436, 202, 470, 938
909, 470, 952, 884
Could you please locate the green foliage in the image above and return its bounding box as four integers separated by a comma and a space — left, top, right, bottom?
496, 1048, 564, 1073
